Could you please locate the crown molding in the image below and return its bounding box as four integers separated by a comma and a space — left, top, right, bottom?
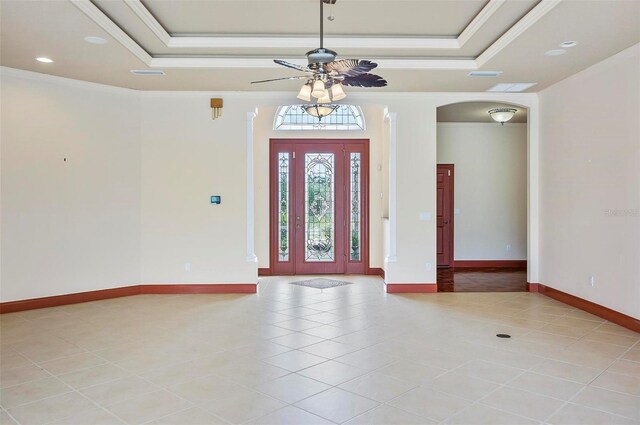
457, 0, 507, 47
70, 0, 558, 72
476, 0, 561, 67
149, 57, 478, 70
69, 0, 152, 65
125, 0, 505, 50
123, 0, 170, 46
168, 36, 461, 50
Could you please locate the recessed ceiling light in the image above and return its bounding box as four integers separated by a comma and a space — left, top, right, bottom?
84, 36, 108, 45
130, 69, 166, 76
487, 83, 537, 92
36, 57, 53, 63
468, 71, 503, 77
545, 49, 566, 56
559, 41, 578, 48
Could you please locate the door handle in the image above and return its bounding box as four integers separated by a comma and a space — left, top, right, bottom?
444, 220, 449, 224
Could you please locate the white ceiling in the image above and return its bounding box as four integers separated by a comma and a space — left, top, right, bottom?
1, 0, 639, 92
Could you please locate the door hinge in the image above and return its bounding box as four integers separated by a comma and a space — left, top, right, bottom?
448, 170, 451, 176
293, 151, 296, 159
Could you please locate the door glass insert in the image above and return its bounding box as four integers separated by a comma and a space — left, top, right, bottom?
350, 152, 361, 261
305, 153, 335, 262
278, 152, 289, 261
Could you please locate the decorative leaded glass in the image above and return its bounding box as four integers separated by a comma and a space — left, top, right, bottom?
305, 153, 335, 262
274, 105, 365, 131
350, 153, 361, 261
278, 152, 289, 261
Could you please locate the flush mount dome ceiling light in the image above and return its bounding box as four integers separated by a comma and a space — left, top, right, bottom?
488, 108, 517, 125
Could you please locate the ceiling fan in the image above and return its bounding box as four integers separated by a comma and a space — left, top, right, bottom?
251, 0, 387, 112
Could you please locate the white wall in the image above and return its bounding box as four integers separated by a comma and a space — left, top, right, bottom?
437, 123, 527, 261
539, 43, 640, 319
139, 93, 260, 284
0, 69, 141, 302
1, 67, 541, 299
252, 105, 385, 270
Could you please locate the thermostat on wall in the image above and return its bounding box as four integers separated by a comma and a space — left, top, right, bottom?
211, 196, 221, 205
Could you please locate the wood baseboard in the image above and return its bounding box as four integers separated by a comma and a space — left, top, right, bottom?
0, 283, 258, 314
386, 283, 437, 293
258, 268, 272, 276
527, 283, 541, 292
366, 268, 385, 279
454, 260, 527, 269
537, 284, 640, 333
139, 284, 257, 294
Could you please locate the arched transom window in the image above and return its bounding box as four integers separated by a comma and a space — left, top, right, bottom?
274, 105, 365, 131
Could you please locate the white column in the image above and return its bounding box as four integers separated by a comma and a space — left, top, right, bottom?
527, 105, 540, 284
385, 112, 397, 263
246, 111, 258, 263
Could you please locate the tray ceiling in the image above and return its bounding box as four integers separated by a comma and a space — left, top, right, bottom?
1, 0, 638, 91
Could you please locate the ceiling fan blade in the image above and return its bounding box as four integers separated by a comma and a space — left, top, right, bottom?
326, 59, 378, 77
274, 59, 311, 73
341, 73, 388, 88
251, 75, 308, 84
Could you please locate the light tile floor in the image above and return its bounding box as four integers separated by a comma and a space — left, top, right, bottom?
1, 275, 639, 425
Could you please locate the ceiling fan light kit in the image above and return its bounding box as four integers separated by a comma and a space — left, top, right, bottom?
297, 84, 312, 102
252, 0, 387, 119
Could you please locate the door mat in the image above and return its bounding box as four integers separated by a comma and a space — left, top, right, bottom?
289, 278, 353, 289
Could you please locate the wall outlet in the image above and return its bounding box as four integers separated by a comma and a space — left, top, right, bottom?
506, 244, 512, 252
419, 212, 431, 221
185, 262, 191, 272
589, 276, 595, 287
426, 262, 432, 271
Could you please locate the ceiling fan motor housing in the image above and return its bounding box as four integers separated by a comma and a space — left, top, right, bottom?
307, 48, 338, 69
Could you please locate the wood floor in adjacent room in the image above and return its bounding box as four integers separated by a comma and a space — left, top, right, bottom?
1, 276, 639, 425
437, 268, 528, 293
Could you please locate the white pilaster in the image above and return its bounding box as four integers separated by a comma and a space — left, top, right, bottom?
385, 112, 398, 264
246, 111, 258, 263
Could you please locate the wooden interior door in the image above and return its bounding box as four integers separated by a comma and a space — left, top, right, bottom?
437, 164, 454, 267
270, 139, 368, 275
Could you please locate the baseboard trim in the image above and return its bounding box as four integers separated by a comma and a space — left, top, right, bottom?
527, 283, 541, 292
454, 260, 527, 268
0, 283, 258, 314
386, 283, 437, 293
139, 284, 257, 294
366, 268, 385, 279
258, 268, 272, 276
537, 284, 640, 333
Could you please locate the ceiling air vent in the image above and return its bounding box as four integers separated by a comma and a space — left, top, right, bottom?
130, 70, 166, 76
487, 83, 537, 92
468, 71, 503, 77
